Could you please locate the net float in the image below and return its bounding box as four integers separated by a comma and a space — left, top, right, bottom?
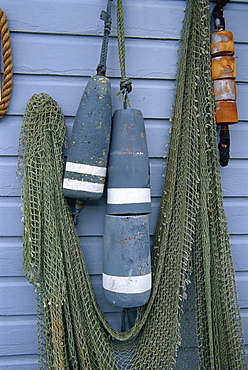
63, 75, 112, 200
211, 55, 236, 80
215, 100, 238, 125
211, 28, 238, 127
106, 108, 151, 215
102, 214, 152, 308
63, 2, 113, 201
210, 30, 235, 57
213, 79, 236, 101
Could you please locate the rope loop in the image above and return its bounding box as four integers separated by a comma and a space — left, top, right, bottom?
0, 9, 13, 118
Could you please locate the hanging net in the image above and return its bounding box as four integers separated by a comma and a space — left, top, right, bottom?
18, 0, 247, 368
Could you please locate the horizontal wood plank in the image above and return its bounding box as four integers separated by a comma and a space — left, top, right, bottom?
3, 156, 248, 198
0, 316, 38, 356
9, 33, 248, 82
1, 273, 248, 319
0, 278, 36, 316
0, 234, 247, 278
2, 196, 248, 236
4, 74, 248, 120
0, 276, 123, 316
6, 0, 186, 39
224, 198, 248, 235
236, 274, 248, 309
229, 122, 248, 159
230, 235, 248, 271
1, 116, 248, 160
0, 116, 171, 158
5, 1, 248, 43
7, 75, 176, 119
220, 159, 248, 196
10, 33, 180, 80
0, 355, 38, 370
0, 157, 165, 197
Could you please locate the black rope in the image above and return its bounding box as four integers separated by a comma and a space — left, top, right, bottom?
121, 308, 133, 332
212, 0, 230, 30
97, 0, 113, 75
218, 125, 230, 167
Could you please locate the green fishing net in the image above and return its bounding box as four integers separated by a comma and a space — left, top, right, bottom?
18, 0, 247, 368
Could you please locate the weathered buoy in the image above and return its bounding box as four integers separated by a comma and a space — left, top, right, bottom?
102, 214, 152, 308
211, 5, 237, 166
106, 109, 151, 215
211, 30, 238, 126
215, 100, 238, 124
63, 74, 112, 200
211, 55, 236, 80
210, 30, 235, 57
213, 79, 236, 101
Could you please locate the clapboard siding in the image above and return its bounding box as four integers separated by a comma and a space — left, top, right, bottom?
1, 235, 247, 277
4, 75, 248, 119
1, 117, 248, 159
0, 0, 248, 368
9, 34, 248, 81
5, 1, 248, 42
2, 195, 248, 237
0, 355, 39, 370
1, 271, 248, 316
2, 157, 248, 198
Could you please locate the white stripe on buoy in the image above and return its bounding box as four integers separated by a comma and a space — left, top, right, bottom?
63, 178, 104, 193
102, 273, 151, 294
107, 188, 151, 204
65, 161, 107, 177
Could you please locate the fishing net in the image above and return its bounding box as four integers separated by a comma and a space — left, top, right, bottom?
18, 0, 247, 368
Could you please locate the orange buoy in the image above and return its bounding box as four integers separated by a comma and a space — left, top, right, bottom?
215, 100, 238, 125
210, 31, 235, 57
211, 31, 238, 125
211, 5, 237, 166
213, 79, 236, 101
211, 55, 236, 80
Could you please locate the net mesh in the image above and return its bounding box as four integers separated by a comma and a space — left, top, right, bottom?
18, 0, 247, 368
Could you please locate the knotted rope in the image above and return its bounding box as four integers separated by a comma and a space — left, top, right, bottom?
0, 9, 13, 118
116, 0, 132, 108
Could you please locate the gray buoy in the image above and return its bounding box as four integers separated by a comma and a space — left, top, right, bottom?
63, 75, 112, 200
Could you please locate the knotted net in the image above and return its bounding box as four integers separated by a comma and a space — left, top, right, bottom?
18, 0, 247, 368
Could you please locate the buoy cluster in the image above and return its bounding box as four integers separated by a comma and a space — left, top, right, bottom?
62, 0, 152, 309
211, 30, 238, 125
211, 0, 238, 167
63, 95, 152, 308
103, 108, 152, 308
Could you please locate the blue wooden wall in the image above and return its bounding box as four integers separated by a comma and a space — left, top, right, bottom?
0, 0, 247, 368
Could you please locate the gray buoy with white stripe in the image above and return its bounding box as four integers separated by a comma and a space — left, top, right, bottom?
63, 75, 112, 200
106, 109, 151, 214
103, 214, 152, 308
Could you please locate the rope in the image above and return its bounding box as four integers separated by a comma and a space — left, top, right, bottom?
0, 9, 13, 118
121, 308, 133, 332
213, 0, 230, 30
97, 0, 113, 75
116, 0, 132, 109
